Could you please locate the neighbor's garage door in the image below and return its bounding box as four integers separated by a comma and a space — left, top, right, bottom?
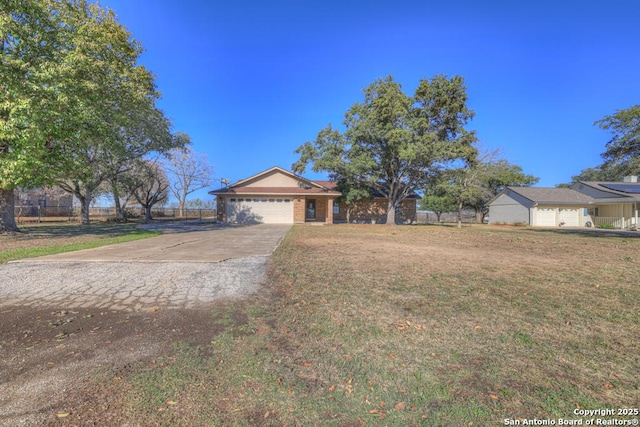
226, 198, 293, 224
558, 208, 579, 227
535, 207, 556, 226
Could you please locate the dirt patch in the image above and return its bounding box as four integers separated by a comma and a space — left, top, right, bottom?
0, 305, 224, 426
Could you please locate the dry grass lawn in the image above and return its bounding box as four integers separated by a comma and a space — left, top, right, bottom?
105, 224, 639, 426
5, 224, 637, 426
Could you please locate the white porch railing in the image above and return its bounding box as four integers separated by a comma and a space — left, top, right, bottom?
592, 216, 636, 229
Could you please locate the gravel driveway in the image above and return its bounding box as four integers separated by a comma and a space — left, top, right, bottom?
1, 223, 291, 311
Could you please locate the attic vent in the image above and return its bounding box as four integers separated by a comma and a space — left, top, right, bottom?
298, 181, 312, 189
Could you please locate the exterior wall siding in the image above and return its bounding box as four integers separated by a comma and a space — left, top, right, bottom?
333, 198, 416, 224
402, 199, 417, 223
488, 193, 531, 224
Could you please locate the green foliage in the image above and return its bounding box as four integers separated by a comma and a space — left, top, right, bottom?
564, 105, 640, 185
294, 75, 477, 224
420, 192, 456, 220
568, 164, 625, 185
427, 150, 538, 224
1, 0, 186, 227
596, 105, 640, 168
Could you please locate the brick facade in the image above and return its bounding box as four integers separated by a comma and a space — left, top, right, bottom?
334, 198, 417, 224
293, 197, 305, 223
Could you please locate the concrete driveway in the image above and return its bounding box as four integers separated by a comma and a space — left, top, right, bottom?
1, 223, 291, 311
13, 223, 291, 263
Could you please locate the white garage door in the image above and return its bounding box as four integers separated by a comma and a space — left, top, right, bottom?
535, 208, 556, 226
226, 198, 293, 224
558, 208, 579, 227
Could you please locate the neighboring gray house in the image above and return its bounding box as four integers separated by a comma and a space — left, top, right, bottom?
488, 177, 640, 229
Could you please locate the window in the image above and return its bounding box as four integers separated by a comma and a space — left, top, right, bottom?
284, 199, 291, 203
333, 203, 340, 215
230, 198, 236, 202
276, 199, 283, 202
269, 199, 275, 202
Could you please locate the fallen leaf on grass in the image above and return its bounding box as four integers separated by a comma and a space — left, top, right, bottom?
55, 412, 70, 418
395, 402, 406, 410
149, 306, 160, 313
369, 409, 387, 419
488, 393, 499, 400
603, 383, 613, 388
166, 400, 177, 406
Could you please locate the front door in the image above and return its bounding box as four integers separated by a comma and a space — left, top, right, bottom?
306, 199, 316, 220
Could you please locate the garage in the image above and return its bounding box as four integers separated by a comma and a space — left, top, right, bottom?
558, 208, 579, 227
535, 207, 556, 226
226, 197, 293, 224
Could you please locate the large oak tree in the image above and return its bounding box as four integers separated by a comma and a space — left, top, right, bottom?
293, 75, 477, 225
1, 0, 180, 229
596, 105, 640, 176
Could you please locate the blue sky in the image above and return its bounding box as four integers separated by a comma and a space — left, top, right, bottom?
100, 0, 640, 201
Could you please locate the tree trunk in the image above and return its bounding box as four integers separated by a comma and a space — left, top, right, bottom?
145, 205, 152, 222
112, 182, 126, 220
80, 193, 91, 225
457, 201, 463, 228
179, 199, 185, 218
0, 188, 18, 232
385, 198, 397, 225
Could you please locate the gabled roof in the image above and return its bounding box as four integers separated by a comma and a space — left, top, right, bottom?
208, 166, 340, 196
505, 187, 594, 204
209, 166, 420, 199
493, 181, 640, 206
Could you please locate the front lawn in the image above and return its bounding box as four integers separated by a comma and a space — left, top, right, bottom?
58, 225, 640, 425
37, 225, 640, 426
